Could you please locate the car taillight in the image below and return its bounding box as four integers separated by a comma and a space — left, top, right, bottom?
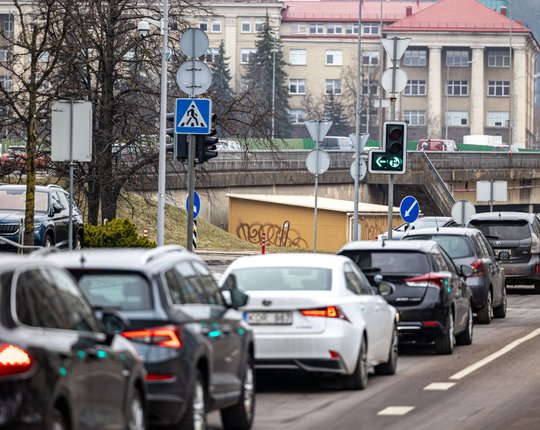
0, 344, 32, 376
405, 272, 449, 289
300, 306, 349, 322
122, 325, 182, 348
532, 233, 540, 253
469, 259, 485, 277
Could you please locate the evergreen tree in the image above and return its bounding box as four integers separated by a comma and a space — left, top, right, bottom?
243, 16, 290, 138
324, 92, 351, 136
208, 40, 234, 126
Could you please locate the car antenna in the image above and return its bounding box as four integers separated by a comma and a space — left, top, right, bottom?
80, 253, 86, 268
435, 217, 439, 232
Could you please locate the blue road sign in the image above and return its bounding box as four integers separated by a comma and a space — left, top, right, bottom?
400, 195, 420, 224
175, 98, 212, 135
186, 191, 201, 219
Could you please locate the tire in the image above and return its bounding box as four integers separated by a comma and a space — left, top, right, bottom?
180, 370, 207, 430
75, 233, 83, 250
476, 290, 493, 324
534, 282, 540, 294
456, 305, 473, 345
48, 408, 67, 430
221, 355, 256, 430
126, 390, 146, 430
493, 286, 507, 319
435, 312, 454, 355
44, 234, 54, 248
374, 325, 398, 375
342, 337, 368, 390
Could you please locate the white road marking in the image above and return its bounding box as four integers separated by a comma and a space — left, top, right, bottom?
423, 382, 456, 391
377, 406, 415, 416
450, 327, 540, 380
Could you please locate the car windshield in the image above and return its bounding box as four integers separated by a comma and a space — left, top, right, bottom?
231, 267, 332, 291
0, 189, 49, 213
341, 251, 430, 276
410, 218, 448, 230
404, 235, 474, 259
73, 271, 153, 311
468, 221, 531, 241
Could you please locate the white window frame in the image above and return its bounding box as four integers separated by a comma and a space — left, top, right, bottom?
291, 24, 307, 34
199, 21, 208, 32
327, 24, 343, 35
447, 80, 469, 96
289, 49, 307, 66
403, 50, 427, 67
361, 81, 379, 96
0, 76, 12, 91
325, 79, 342, 95
404, 80, 426, 96
0, 49, 7, 62
288, 109, 305, 124
309, 23, 324, 34
403, 110, 426, 126
487, 111, 509, 126
446, 50, 470, 67
289, 79, 306, 95
255, 21, 264, 32
211, 20, 221, 33
241, 21, 251, 33
488, 80, 510, 96
361, 23, 380, 35
446, 111, 468, 126
362, 51, 379, 66
205, 47, 220, 63
488, 50, 510, 68
345, 24, 359, 34
4, 19, 13, 33
240, 48, 256, 64
325, 50, 342, 66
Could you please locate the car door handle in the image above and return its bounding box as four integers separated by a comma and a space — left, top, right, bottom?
222, 325, 232, 335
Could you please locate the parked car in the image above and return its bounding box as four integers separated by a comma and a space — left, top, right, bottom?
402, 227, 508, 323
220, 253, 399, 390
44, 246, 255, 430
0, 184, 84, 250
416, 139, 457, 152
320, 136, 355, 151
0, 256, 147, 430
377, 216, 459, 241
467, 212, 540, 293
338, 240, 474, 355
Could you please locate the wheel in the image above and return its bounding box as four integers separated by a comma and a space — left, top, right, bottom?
374, 325, 398, 375
476, 290, 493, 324
180, 370, 206, 430
493, 286, 507, 318
435, 312, 454, 355
342, 337, 368, 390
75, 233, 83, 250
221, 355, 255, 430
44, 234, 54, 248
126, 390, 146, 430
47, 408, 67, 430
456, 305, 473, 345
534, 282, 540, 294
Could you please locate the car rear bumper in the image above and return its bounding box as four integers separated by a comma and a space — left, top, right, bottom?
503, 256, 540, 285
396, 307, 448, 343
147, 392, 186, 425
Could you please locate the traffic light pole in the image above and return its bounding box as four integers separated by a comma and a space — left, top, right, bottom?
186, 135, 196, 252
386, 36, 399, 240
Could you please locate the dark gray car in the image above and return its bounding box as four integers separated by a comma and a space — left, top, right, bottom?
402, 227, 507, 323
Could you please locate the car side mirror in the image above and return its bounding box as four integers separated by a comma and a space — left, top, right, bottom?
101, 311, 130, 335
497, 251, 510, 261
459, 265, 475, 278
377, 280, 395, 297
221, 274, 249, 308
52, 203, 63, 214
373, 274, 383, 285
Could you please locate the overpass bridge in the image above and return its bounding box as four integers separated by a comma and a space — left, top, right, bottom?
133, 151, 540, 227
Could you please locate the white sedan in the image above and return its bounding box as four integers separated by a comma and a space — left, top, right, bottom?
220, 253, 399, 389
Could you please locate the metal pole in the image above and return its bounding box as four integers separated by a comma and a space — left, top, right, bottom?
445, 65, 449, 140
508, 1, 513, 148
157, 0, 169, 247
313, 122, 320, 253
186, 135, 195, 252
271, 35, 276, 140
378, 0, 384, 133
68, 100, 74, 250
490, 180, 494, 212
353, 0, 363, 241
387, 37, 398, 240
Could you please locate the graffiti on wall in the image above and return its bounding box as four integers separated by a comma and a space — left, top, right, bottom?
236, 221, 308, 249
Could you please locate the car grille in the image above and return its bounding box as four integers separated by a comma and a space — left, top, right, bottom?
0, 224, 19, 235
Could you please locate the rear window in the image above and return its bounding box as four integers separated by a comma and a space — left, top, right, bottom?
468, 221, 531, 241
231, 267, 332, 292
74, 271, 152, 311
341, 251, 430, 276
403, 235, 474, 259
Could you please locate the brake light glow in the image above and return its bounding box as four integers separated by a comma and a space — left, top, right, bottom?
300, 306, 349, 322
422, 321, 440, 327
145, 373, 176, 381
122, 325, 182, 348
405, 272, 450, 291
0, 344, 32, 376
469, 259, 485, 277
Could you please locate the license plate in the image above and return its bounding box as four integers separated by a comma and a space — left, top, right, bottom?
245, 311, 293, 325
497, 248, 512, 256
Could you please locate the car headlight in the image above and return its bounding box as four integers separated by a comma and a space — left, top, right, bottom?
34, 222, 42, 230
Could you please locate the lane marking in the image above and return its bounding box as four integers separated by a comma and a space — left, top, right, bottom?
377, 406, 415, 416
450, 327, 540, 381
423, 382, 456, 391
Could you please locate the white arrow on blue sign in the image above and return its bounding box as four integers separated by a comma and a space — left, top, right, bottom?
400, 195, 420, 224
175, 98, 212, 135
186, 191, 201, 219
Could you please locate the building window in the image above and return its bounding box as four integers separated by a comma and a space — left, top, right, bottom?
403, 49, 427, 67
325, 50, 342, 66
487, 111, 509, 126
291, 24, 307, 34
488, 50, 510, 68
404, 80, 426, 96
362, 51, 379, 66
288, 109, 305, 124
289, 49, 307, 65
446, 111, 468, 126
325, 79, 342, 95
240, 48, 256, 64
0, 76, 12, 91
327, 24, 343, 34
199, 21, 208, 32
488, 80, 510, 96
361, 23, 380, 35
38, 51, 49, 63
289, 79, 306, 94
255, 21, 264, 32
446, 50, 470, 66
345, 24, 359, 34
0, 49, 7, 62
361, 81, 379, 96
241, 21, 251, 33
403, 110, 426, 126
309, 23, 324, 34
204, 47, 220, 63
447, 80, 469, 96
211, 20, 221, 33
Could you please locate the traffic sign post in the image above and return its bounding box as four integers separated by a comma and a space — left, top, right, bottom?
175, 98, 212, 135
400, 196, 420, 224
185, 191, 201, 220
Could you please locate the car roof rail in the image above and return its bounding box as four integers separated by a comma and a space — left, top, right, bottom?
140, 245, 187, 265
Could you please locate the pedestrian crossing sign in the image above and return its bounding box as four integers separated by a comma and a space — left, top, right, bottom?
175, 98, 212, 135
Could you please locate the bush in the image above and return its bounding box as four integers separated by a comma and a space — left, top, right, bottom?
84, 218, 155, 248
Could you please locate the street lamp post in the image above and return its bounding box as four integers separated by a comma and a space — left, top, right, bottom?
353, 0, 363, 241
445, 64, 449, 140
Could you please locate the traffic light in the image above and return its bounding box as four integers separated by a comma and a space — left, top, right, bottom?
368, 121, 407, 174
165, 112, 188, 160
195, 114, 218, 164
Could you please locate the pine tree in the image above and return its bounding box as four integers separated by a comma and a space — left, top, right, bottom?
324, 92, 351, 136
209, 40, 234, 123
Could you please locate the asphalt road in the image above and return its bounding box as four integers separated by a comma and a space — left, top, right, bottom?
208, 291, 540, 430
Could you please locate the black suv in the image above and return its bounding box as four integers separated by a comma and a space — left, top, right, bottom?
0, 184, 84, 249
467, 212, 540, 292
44, 246, 255, 430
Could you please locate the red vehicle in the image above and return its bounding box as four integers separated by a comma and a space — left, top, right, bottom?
416, 139, 457, 152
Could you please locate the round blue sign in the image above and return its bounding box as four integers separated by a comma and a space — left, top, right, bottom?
400, 195, 420, 224
185, 191, 201, 219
